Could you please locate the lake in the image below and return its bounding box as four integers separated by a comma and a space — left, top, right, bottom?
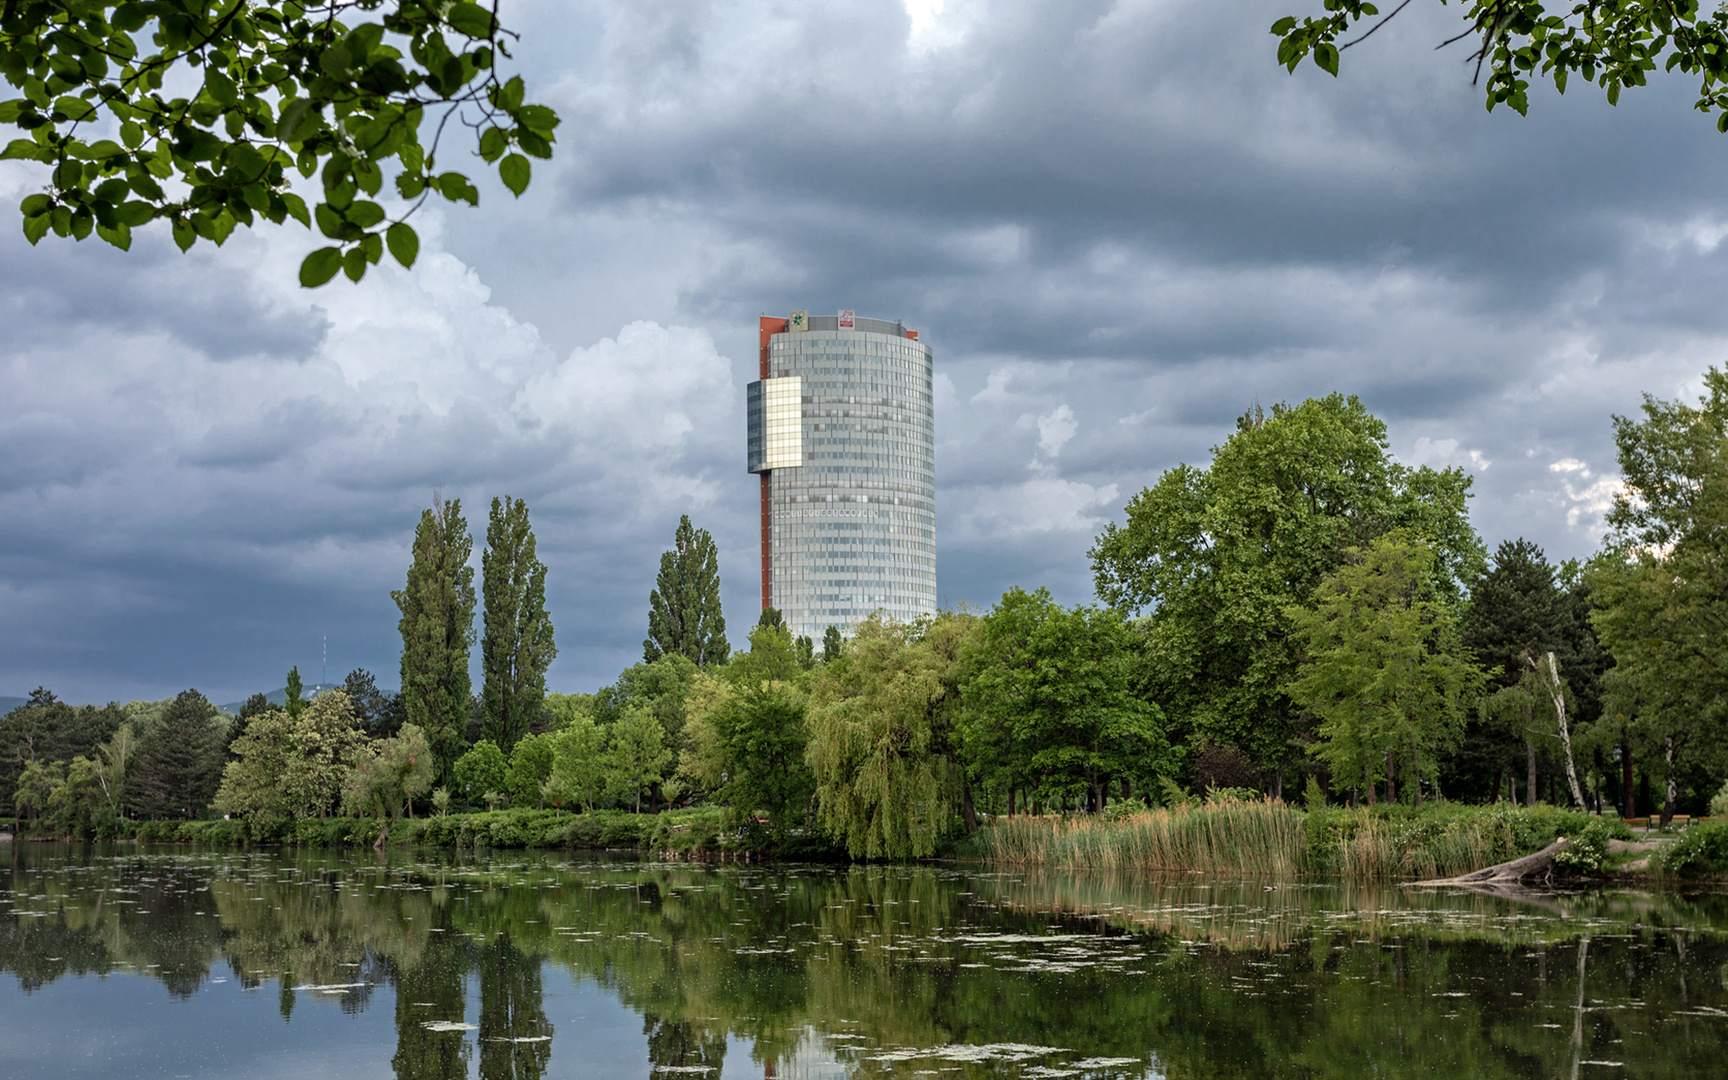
3, 844, 1726, 1079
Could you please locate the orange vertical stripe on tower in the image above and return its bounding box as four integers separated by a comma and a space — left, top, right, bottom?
758, 317, 788, 613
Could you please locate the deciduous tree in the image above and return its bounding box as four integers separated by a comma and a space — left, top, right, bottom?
1270, 2, 1728, 131
394, 494, 476, 789
644, 516, 729, 666
805, 613, 973, 858
481, 495, 556, 753
1091, 396, 1483, 788
0, 0, 560, 284
1285, 534, 1485, 803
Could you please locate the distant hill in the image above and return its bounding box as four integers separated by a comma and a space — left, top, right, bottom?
217, 684, 342, 715
0, 696, 25, 714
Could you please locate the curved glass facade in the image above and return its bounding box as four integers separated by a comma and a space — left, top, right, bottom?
747, 315, 936, 641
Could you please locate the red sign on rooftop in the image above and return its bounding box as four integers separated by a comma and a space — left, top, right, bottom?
838, 310, 855, 329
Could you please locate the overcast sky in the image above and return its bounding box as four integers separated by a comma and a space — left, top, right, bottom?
5, 0, 1727, 705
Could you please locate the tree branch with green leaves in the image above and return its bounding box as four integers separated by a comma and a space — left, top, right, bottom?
1271, 1, 1728, 125
0, 0, 560, 285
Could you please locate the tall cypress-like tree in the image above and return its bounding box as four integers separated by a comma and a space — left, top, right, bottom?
481, 496, 557, 753
644, 515, 729, 666
394, 495, 477, 788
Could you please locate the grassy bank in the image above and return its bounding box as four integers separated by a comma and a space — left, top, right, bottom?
10, 806, 844, 858
963, 799, 1635, 880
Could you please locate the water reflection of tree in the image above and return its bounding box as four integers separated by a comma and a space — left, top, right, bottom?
478, 931, 552, 1080
645, 1013, 727, 1079
393, 934, 471, 1080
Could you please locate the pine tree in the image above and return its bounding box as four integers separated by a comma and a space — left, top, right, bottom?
394, 494, 477, 789
644, 515, 729, 666
129, 689, 223, 819
822, 625, 844, 664
481, 496, 558, 753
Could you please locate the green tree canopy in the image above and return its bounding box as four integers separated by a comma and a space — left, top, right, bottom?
1270, 1, 1728, 129
644, 515, 729, 667
1090, 395, 1483, 786
606, 705, 671, 814
128, 687, 223, 819
394, 493, 475, 789
1285, 534, 1485, 802
805, 613, 973, 858
0, 0, 559, 283
1587, 366, 1728, 821
961, 587, 1171, 812
481, 495, 556, 753
452, 738, 507, 806
342, 721, 433, 819
708, 680, 812, 846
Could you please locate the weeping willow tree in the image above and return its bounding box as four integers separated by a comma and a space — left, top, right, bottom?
804, 613, 974, 858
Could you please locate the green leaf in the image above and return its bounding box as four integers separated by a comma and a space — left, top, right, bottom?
342, 246, 368, 282
346, 200, 386, 228
120, 121, 145, 148
397, 172, 427, 198
300, 246, 343, 287
1271, 16, 1297, 35
499, 153, 530, 196
20, 194, 51, 217
85, 140, 127, 159
206, 68, 238, 107
172, 218, 195, 250
279, 98, 314, 143
1, 139, 42, 161
1314, 43, 1339, 77
23, 212, 50, 245
0, 100, 26, 124
115, 201, 154, 227
516, 105, 560, 134
447, 2, 497, 39
438, 171, 470, 200
283, 192, 311, 228
387, 222, 419, 267
96, 222, 132, 250
361, 232, 383, 264
518, 130, 553, 159
53, 96, 97, 122
479, 126, 507, 163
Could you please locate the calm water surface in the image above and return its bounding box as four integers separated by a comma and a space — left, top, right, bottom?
3, 844, 1727, 1079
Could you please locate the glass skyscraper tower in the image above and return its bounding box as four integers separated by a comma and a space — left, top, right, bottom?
747, 311, 936, 641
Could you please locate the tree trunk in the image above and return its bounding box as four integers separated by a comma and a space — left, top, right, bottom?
1621, 729, 1635, 819
1008, 788, 1016, 817
1661, 736, 1677, 828
1272, 769, 1283, 802
1386, 750, 1397, 804
1121, 776, 1133, 801
961, 782, 978, 834
1526, 738, 1538, 806
1416, 837, 1574, 885
1537, 652, 1586, 808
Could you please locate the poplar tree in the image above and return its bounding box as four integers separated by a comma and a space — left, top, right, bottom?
644, 515, 729, 666
481, 496, 557, 753
394, 495, 476, 788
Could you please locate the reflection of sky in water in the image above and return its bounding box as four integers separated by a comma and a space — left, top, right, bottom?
3, 849, 1728, 1079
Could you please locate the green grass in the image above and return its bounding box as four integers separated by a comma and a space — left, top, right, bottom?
967, 799, 1629, 880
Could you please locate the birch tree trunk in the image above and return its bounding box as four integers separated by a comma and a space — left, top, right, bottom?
1662, 736, 1678, 828
1539, 652, 1586, 808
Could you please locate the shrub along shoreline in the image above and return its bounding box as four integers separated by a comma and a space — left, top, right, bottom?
6, 805, 847, 859
15, 798, 1728, 881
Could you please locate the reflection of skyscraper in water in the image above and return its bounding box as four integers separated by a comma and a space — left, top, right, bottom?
479, 932, 553, 1080
644, 1013, 728, 1080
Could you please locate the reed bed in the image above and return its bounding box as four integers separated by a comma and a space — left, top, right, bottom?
971, 800, 1599, 881
978, 799, 1306, 877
